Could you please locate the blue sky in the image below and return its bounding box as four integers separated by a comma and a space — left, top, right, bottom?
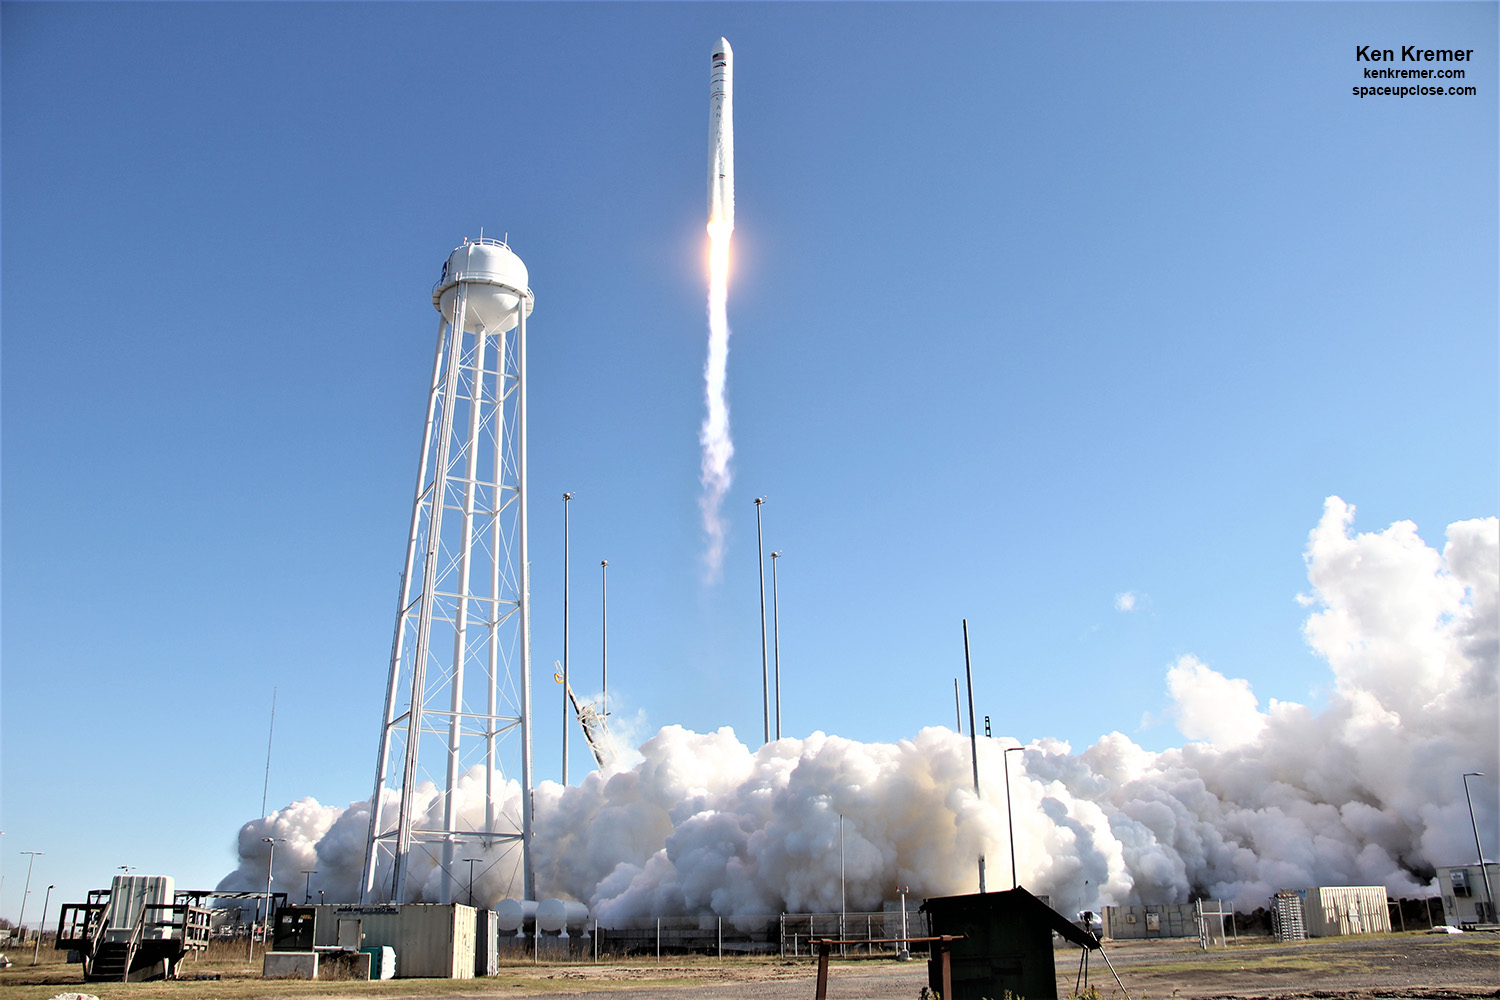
3, 1, 1495, 917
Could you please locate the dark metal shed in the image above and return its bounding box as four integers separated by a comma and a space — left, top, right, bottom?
920, 887, 1100, 1000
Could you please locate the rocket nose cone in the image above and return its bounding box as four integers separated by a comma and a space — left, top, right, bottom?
714, 37, 732, 57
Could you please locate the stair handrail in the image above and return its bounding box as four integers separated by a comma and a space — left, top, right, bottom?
120, 905, 148, 981
81, 902, 110, 979
86, 902, 110, 958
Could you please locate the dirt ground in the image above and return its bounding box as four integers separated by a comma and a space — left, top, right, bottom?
1, 931, 1494, 1000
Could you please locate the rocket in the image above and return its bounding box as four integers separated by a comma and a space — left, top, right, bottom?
709, 37, 734, 230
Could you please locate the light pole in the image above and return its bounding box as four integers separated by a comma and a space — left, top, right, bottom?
1463, 772, 1495, 923
754, 497, 769, 745
301, 870, 317, 905
838, 812, 846, 956
897, 884, 910, 960
17, 851, 43, 938
31, 885, 54, 965
261, 838, 282, 951
771, 550, 782, 741
961, 620, 984, 893
562, 492, 573, 785
1004, 746, 1023, 889
463, 858, 482, 907
600, 560, 609, 717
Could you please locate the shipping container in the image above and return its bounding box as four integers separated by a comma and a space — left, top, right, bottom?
1283, 887, 1390, 936
309, 903, 475, 978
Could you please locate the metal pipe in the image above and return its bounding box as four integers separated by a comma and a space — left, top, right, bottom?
755, 497, 769, 744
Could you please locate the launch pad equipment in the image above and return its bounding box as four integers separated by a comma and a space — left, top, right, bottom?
554, 667, 614, 769
55, 875, 212, 982
920, 887, 1126, 1000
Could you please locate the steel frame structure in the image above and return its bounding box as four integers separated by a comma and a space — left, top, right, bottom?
361, 241, 535, 904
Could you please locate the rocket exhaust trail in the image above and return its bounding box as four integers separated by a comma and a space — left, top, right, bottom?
700, 37, 735, 580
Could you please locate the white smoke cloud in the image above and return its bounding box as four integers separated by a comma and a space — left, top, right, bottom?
221, 497, 1497, 915
1115, 592, 1138, 612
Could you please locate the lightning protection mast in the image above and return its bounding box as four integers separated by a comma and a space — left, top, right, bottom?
361, 237, 536, 905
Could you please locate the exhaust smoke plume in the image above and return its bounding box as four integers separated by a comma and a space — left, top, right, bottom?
700, 37, 736, 580
699, 224, 734, 580
220, 498, 1497, 916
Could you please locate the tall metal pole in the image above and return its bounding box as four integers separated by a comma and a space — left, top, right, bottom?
262, 687, 277, 817
962, 620, 985, 893
601, 561, 609, 717
754, 497, 769, 745
16, 852, 41, 936
954, 679, 962, 733
562, 493, 573, 785
1463, 772, 1495, 923
301, 870, 317, 905
261, 838, 280, 947
1004, 746, 1023, 889
771, 550, 782, 741
839, 813, 846, 955
31, 885, 53, 965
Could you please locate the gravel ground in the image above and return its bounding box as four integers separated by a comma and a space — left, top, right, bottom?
485, 932, 1499, 1000
3, 932, 1493, 1000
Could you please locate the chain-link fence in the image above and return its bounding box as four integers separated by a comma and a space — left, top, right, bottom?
491, 909, 931, 961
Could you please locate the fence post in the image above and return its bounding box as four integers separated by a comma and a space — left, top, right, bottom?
594, 919, 598, 964
718, 916, 723, 960
656, 917, 661, 963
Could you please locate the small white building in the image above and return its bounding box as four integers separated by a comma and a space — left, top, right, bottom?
1279, 887, 1391, 936
1435, 863, 1499, 927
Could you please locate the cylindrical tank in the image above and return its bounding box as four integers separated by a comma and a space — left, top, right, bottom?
432, 238, 534, 334
494, 898, 538, 938
535, 898, 590, 938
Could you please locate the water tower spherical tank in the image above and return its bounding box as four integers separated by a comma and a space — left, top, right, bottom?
433, 239, 533, 334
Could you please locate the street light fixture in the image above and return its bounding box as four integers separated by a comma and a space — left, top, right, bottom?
463, 858, 482, 907
301, 870, 317, 905
1463, 772, 1495, 924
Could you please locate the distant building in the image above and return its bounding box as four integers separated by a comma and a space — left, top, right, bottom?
1100, 903, 1197, 940
1435, 863, 1499, 927
1277, 887, 1391, 936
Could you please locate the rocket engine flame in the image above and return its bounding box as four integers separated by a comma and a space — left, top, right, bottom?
700, 38, 736, 579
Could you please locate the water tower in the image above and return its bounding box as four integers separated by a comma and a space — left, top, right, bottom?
360, 237, 536, 904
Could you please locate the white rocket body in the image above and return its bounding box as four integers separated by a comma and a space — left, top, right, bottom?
709, 37, 734, 230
